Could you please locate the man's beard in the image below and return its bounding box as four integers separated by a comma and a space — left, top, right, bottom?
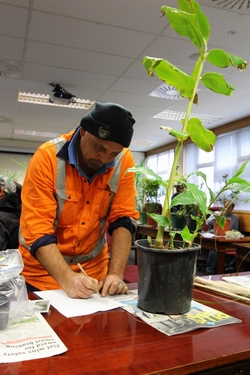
85, 158, 104, 170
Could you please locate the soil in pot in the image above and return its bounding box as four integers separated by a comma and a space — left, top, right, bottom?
135, 239, 201, 315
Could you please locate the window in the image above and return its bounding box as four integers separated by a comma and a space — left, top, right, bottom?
146, 127, 250, 210
184, 127, 250, 210
146, 150, 174, 181
145, 149, 174, 205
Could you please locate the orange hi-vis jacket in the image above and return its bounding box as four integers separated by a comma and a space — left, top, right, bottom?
19, 129, 139, 290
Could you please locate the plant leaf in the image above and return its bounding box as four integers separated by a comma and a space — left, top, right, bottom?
125, 166, 162, 181
160, 126, 189, 141
201, 72, 235, 95
161, 5, 204, 51
180, 226, 198, 245
178, 0, 210, 43
207, 49, 247, 70
143, 57, 195, 99
147, 213, 170, 228
187, 118, 216, 151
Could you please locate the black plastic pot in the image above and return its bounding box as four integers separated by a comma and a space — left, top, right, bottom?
170, 213, 187, 230
135, 239, 201, 315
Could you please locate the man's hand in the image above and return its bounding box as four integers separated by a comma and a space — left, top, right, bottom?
64, 272, 101, 299
99, 274, 128, 297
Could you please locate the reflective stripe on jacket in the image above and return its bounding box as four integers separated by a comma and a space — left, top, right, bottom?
19, 130, 139, 290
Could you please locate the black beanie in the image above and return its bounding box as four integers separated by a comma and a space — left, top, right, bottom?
80, 102, 135, 147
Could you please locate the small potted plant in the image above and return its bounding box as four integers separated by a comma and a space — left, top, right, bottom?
126, 0, 250, 315
141, 177, 164, 225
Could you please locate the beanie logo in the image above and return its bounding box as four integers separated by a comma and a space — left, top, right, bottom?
98, 126, 110, 139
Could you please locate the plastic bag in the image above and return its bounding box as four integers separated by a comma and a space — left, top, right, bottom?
0, 249, 24, 283
0, 249, 28, 330
225, 230, 244, 239
0, 275, 29, 330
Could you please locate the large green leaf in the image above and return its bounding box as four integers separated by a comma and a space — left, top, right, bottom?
189, 170, 215, 203
180, 226, 198, 245
207, 49, 247, 70
161, 6, 204, 51
143, 57, 195, 99
125, 166, 162, 181
223, 178, 250, 193
201, 72, 235, 95
229, 161, 248, 179
171, 185, 208, 218
187, 118, 216, 151
147, 213, 170, 228
178, 0, 210, 43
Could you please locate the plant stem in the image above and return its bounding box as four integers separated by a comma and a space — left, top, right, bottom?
155, 54, 207, 249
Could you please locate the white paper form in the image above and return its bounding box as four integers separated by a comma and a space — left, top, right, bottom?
35, 289, 122, 318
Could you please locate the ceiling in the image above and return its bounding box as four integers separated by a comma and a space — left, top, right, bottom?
1, 0, 250, 154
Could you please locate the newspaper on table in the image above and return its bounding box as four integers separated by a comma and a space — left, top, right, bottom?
0, 310, 67, 363
111, 290, 241, 336
222, 274, 250, 289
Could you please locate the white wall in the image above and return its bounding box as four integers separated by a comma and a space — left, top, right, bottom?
0, 151, 145, 185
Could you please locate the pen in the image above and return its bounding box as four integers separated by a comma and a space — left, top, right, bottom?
77, 263, 101, 296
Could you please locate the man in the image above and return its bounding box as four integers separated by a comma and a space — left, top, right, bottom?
0, 176, 21, 250
19, 102, 139, 298
206, 200, 239, 274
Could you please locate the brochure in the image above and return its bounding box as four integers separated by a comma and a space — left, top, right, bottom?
112, 290, 241, 336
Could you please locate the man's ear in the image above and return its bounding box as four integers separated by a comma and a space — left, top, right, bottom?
80, 127, 85, 137
0, 188, 5, 197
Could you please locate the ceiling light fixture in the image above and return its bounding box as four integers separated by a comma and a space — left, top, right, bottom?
14, 129, 60, 138
149, 83, 183, 100
131, 140, 154, 146
0, 58, 20, 78
211, 0, 250, 11
154, 109, 221, 123
18, 92, 95, 109
0, 116, 13, 123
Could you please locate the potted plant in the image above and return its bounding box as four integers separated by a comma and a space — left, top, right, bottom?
134, 159, 147, 223
141, 177, 164, 224
170, 182, 197, 230
126, 0, 250, 315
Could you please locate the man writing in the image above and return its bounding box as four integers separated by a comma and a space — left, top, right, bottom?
19, 102, 139, 298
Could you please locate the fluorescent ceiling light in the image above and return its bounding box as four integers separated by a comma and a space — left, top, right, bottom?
18, 92, 95, 110
154, 110, 221, 124
14, 129, 60, 138
131, 140, 154, 146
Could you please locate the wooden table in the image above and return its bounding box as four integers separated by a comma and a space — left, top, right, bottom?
2, 277, 250, 375
136, 224, 250, 274
233, 242, 250, 272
